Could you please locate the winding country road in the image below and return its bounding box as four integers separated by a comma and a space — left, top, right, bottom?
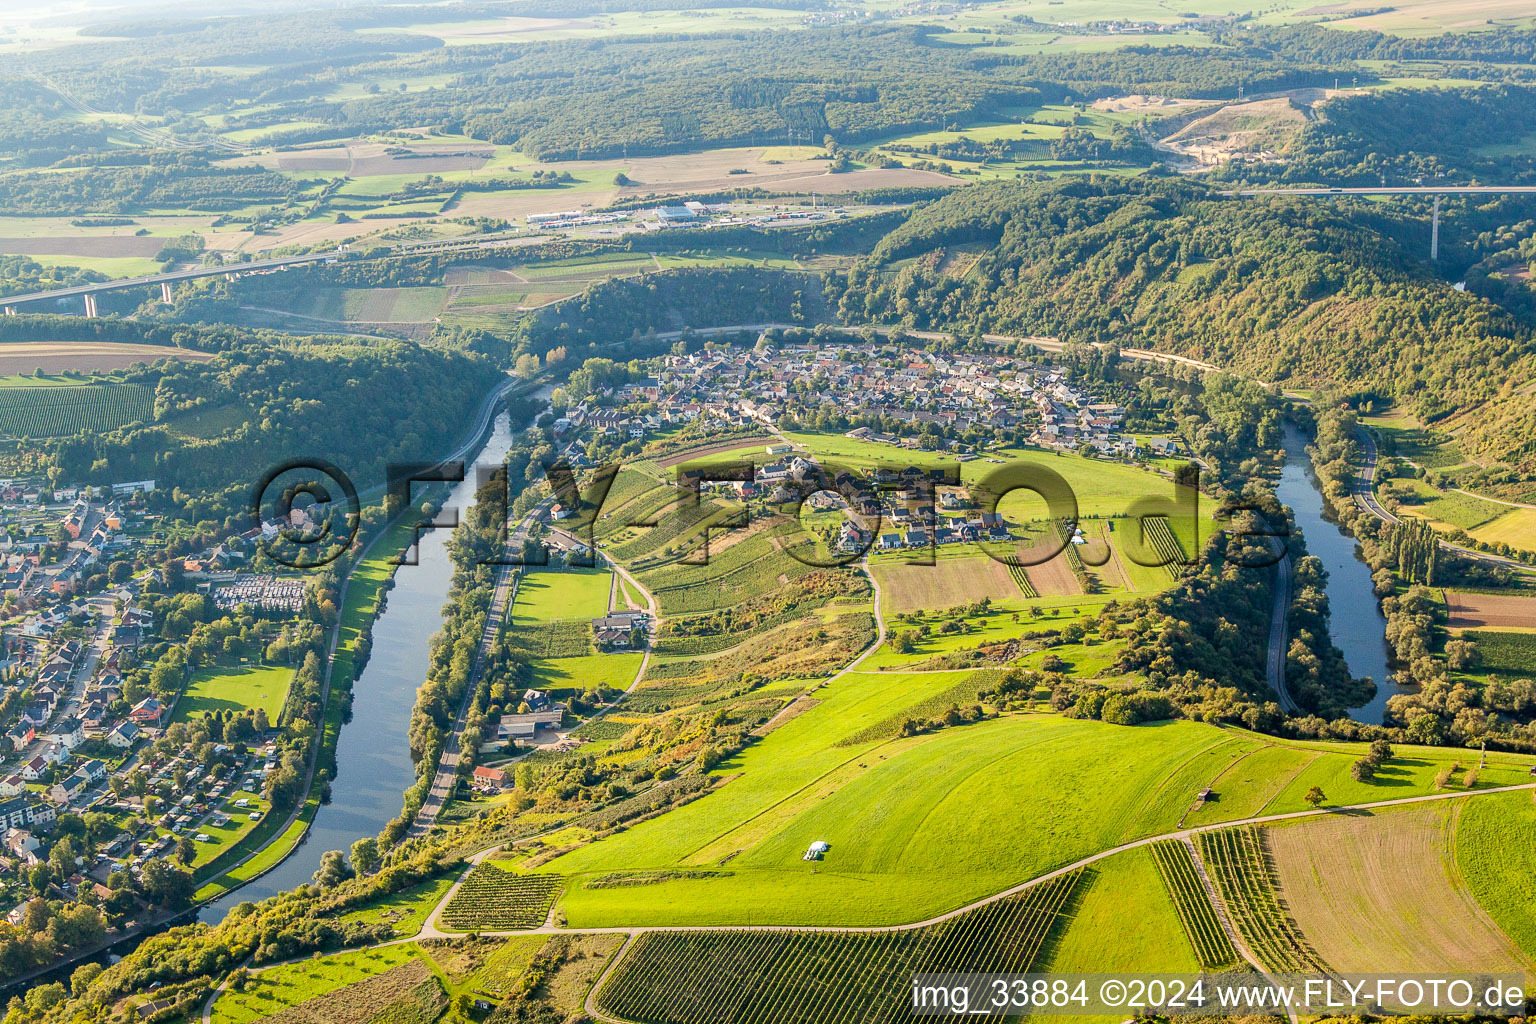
1353, 426, 1533, 573
205, 779, 1536, 1024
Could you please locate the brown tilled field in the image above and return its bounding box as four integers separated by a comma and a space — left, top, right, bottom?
1024, 553, 1081, 597
1266, 801, 1529, 973
1445, 589, 1536, 629
874, 552, 1022, 614
0, 236, 166, 257
0, 342, 214, 375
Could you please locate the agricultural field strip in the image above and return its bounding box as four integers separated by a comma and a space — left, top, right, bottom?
590, 875, 1080, 1024
1149, 841, 1239, 969
1196, 826, 1328, 975
397, 782, 1536, 945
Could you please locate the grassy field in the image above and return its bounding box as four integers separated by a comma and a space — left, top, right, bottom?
531, 652, 644, 692
184, 788, 272, 870
538, 680, 1535, 928
212, 944, 423, 1024
512, 569, 614, 622
173, 663, 295, 722
1455, 789, 1536, 957
1472, 506, 1536, 549
332, 870, 460, 937
1267, 800, 1530, 972
1039, 848, 1202, 1024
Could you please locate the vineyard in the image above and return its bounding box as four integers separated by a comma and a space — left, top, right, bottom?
1054, 520, 1093, 591
1143, 517, 1186, 580
1148, 841, 1239, 970
438, 867, 565, 931
1005, 562, 1038, 598
1463, 630, 1536, 674
0, 383, 154, 437
509, 620, 592, 658
1195, 827, 1329, 974
594, 871, 1082, 1024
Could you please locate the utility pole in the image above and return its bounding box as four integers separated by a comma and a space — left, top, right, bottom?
1431, 193, 1441, 261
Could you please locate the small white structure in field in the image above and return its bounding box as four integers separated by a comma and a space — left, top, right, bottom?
804, 840, 830, 861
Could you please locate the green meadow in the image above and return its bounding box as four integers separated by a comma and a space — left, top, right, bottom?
512, 569, 614, 623
174, 664, 295, 721
535, 668, 1534, 929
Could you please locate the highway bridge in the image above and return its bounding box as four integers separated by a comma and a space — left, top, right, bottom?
1222, 185, 1536, 197
0, 231, 546, 315
1223, 184, 1536, 259
8, 183, 1536, 314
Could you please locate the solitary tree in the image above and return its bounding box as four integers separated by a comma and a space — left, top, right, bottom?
1303, 785, 1327, 809
350, 837, 379, 876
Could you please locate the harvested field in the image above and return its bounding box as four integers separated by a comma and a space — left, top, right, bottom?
0, 235, 165, 257
265, 143, 493, 174
1024, 553, 1080, 597
1445, 589, 1536, 629
1471, 507, 1536, 550
0, 342, 214, 375
1266, 801, 1529, 973
656, 435, 777, 469
873, 553, 1022, 614
755, 167, 958, 194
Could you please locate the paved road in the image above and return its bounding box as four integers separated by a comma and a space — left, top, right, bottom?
406, 559, 516, 838
1264, 540, 1299, 714
1353, 427, 1533, 573
1224, 186, 1536, 197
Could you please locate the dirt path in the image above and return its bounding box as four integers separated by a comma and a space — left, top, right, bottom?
1183, 837, 1299, 1024
1454, 488, 1536, 510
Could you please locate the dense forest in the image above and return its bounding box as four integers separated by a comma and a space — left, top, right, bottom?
0, 18, 1357, 164
48, 341, 504, 523
828, 176, 1536, 476
1210, 85, 1536, 187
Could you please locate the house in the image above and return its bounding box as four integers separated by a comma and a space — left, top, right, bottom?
0, 796, 53, 829
107, 721, 140, 749
48, 770, 93, 806
52, 717, 84, 750
0, 775, 23, 798
472, 765, 508, 790
129, 697, 162, 726
522, 689, 549, 711
19, 757, 47, 782
4, 828, 40, 863
6, 724, 34, 752
594, 628, 631, 649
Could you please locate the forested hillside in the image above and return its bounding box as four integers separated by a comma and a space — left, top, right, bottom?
1209, 85, 1536, 187
47, 341, 503, 521
830, 177, 1536, 474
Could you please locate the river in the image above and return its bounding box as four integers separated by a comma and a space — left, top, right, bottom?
201, 406, 522, 922
1275, 424, 1399, 724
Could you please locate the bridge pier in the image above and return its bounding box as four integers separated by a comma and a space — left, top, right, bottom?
1430, 194, 1441, 261
3, 306, 14, 316
82, 293, 98, 318
161, 282, 173, 303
